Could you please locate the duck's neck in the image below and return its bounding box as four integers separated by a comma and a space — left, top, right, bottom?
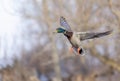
64, 31, 73, 39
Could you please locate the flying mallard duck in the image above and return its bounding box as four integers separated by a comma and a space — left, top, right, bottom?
54, 17, 112, 55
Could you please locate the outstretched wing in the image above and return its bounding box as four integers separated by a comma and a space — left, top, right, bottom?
76, 29, 113, 41
60, 16, 72, 32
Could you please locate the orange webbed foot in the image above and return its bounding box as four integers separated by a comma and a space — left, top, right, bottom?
77, 47, 81, 54
77, 47, 84, 55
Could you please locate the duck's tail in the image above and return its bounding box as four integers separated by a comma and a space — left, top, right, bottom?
72, 47, 85, 56
77, 48, 85, 56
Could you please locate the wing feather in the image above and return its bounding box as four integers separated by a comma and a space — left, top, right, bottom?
60, 16, 72, 32
76, 29, 113, 41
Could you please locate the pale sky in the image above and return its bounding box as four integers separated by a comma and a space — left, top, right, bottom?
0, 0, 42, 68
0, 0, 21, 68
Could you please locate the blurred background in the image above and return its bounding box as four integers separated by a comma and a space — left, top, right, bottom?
0, 0, 120, 81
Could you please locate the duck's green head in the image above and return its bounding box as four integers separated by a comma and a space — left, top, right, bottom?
55, 27, 66, 33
